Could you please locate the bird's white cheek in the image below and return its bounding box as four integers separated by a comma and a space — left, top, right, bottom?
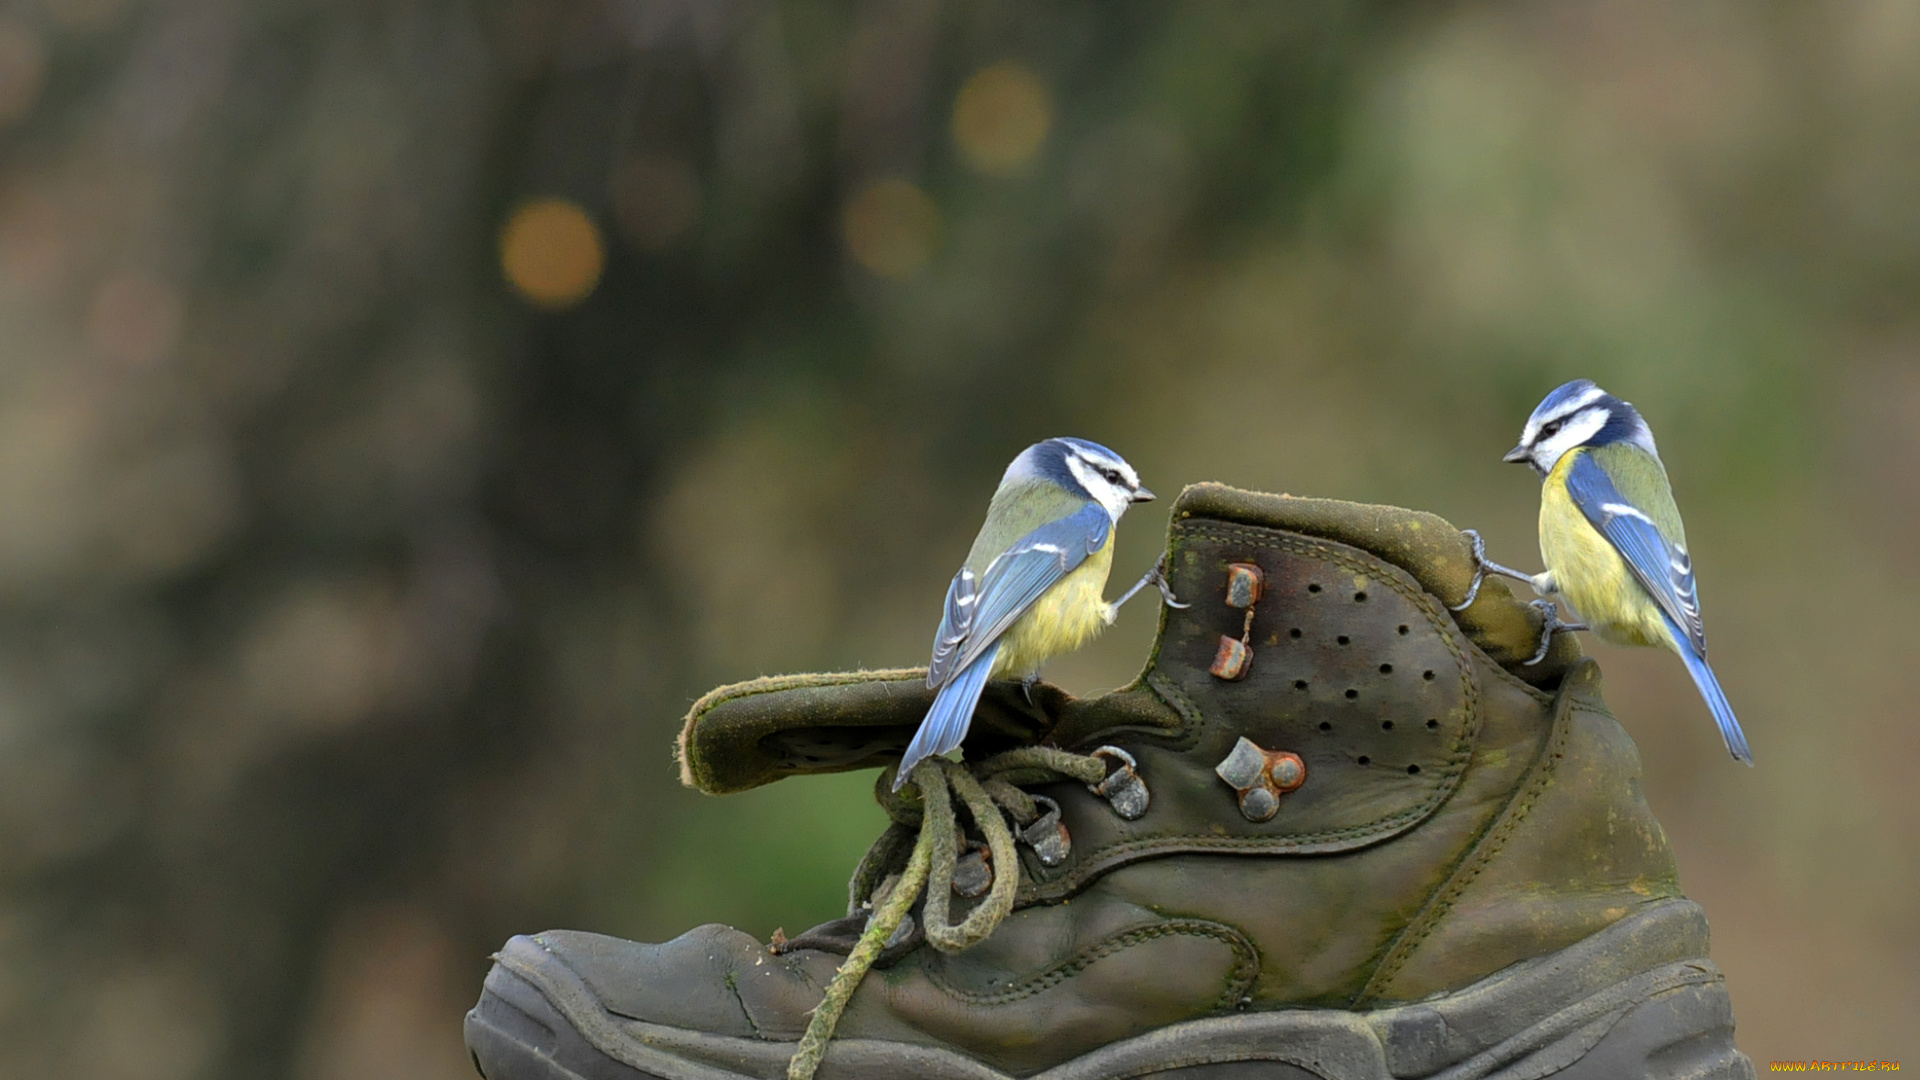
1064, 455, 1098, 496
1528, 408, 1611, 471
1533, 432, 1578, 471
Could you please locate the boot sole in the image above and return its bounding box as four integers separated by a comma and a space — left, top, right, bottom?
464, 899, 1753, 1080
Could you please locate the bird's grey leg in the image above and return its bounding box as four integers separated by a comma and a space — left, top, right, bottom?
1451, 529, 1548, 611
1522, 599, 1589, 666
1114, 552, 1190, 610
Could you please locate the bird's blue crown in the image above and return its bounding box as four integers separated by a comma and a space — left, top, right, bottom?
1527, 379, 1655, 453
1020, 437, 1130, 494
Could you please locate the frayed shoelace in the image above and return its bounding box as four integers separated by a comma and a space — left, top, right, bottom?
786, 746, 1112, 1080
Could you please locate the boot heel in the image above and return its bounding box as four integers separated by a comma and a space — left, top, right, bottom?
1510, 974, 1750, 1080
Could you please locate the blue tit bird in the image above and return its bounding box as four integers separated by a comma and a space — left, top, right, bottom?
895, 438, 1178, 790
1466, 379, 1753, 765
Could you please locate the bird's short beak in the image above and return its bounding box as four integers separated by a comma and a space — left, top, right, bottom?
1501, 446, 1530, 464
1132, 487, 1156, 503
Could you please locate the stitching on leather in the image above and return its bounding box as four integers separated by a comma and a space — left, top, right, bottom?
1176, 519, 1545, 705
1023, 521, 1487, 903
1349, 671, 1580, 1006
1149, 521, 1478, 811
1173, 523, 1479, 759
1474, 640, 1557, 704
1059, 801, 1447, 855
1173, 516, 1556, 707
924, 919, 1258, 1010
1142, 672, 1207, 751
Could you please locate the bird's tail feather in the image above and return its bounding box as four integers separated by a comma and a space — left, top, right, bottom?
894, 641, 1001, 790
1664, 612, 1753, 766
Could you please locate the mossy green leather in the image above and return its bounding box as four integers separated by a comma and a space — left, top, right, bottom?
468, 485, 1747, 1080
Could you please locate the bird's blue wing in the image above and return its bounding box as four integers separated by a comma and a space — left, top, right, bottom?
947, 503, 1110, 679
926, 566, 978, 689
900, 503, 1110, 789
1566, 454, 1749, 765
925, 503, 1110, 689
1564, 453, 1708, 656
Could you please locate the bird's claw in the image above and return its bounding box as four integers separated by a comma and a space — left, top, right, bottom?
1449, 530, 1492, 611
1150, 552, 1189, 609
1521, 599, 1588, 666
1449, 528, 1541, 611
1115, 552, 1188, 611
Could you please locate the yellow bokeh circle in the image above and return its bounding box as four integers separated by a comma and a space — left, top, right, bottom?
842, 179, 941, 279
952, 62, 1052, 176
500, 198, 605, 309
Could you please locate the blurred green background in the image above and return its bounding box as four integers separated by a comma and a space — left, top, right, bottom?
0, 0, 1913, 1075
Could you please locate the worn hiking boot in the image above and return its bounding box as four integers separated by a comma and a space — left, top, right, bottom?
464, 484, 1754, 1080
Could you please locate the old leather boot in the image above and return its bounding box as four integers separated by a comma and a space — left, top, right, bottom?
464, 484, 1754, 1080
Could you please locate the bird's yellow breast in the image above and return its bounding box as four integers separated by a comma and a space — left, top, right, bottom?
991, 531, 1116, 677
1539, 454, 1673, 651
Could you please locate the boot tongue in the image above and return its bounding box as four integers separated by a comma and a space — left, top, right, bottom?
677, 670, 1066, 795
1167, 484, 1579, 688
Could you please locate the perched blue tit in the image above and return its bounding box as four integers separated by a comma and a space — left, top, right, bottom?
1482, 379, 1752, 765
895, 438, 1171, 789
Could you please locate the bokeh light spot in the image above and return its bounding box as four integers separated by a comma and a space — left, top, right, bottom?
842, 179, 940, 278
609, 153, 702, 250
500, 198, 605, 309
952, 62, 1052, 176
0, 19, 47, 126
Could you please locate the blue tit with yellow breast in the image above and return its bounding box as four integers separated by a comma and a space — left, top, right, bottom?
1466, 379, 1752, 765
895, 438, 1178, 789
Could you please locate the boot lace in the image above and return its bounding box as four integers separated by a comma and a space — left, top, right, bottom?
786, 746, 1115, 1080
